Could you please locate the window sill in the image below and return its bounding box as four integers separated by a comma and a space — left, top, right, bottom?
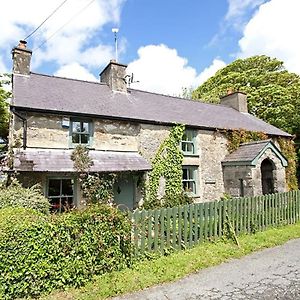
69, 144, 93, 149
182, 153, 199, 157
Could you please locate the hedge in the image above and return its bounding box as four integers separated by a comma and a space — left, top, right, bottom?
0, 205, 133, 299
0, 180, 50, 214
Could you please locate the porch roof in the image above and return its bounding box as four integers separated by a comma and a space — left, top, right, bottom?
222, 140, 288, 167
12, 148, 151, 172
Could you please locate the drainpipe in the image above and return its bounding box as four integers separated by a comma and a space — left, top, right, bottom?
10, 108, 27, 149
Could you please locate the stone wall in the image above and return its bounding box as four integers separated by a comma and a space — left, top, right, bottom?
199, 131, 228, 202
93, 119, 139, 151
223, 165, 254, 197
12, 113, 140, 151
138, 124, 170, 162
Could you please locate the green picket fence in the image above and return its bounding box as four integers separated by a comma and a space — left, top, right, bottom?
130, 191, 300, 255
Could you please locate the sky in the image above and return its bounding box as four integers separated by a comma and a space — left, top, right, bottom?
1, 0, 300, 96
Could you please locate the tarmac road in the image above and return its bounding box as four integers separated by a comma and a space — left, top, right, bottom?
113, 238, 300, 300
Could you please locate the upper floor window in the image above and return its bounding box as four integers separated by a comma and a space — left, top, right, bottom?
181, 130, 197, 155
70, 119, 92, 145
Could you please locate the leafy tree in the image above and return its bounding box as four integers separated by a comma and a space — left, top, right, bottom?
0, 74, 10, 143
192, 55, 300, 186
192, 55, 300, 136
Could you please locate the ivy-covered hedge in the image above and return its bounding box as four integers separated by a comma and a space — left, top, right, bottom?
0, 180, 50, 214
0, 205, 132, 299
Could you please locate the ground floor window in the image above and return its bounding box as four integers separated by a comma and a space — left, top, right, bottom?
182, 166, 197, 195
47, 178, 75, 213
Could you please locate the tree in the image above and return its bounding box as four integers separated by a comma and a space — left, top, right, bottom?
0, 74, 10, 143
192, 55, 300, 136
192, 55, 300, 187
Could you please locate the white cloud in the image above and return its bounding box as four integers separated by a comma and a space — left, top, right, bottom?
0, 0, 125, 76
127, 44, 225, 96
196, 59, 226, 85
54, 63, 98, 82
226, 0, 266, 20
0, 57, 7, 74
238, 0, 300, 74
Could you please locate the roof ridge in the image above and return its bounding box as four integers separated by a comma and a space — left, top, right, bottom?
128, 87, 238, 109
240, 139, 272, 146
28, 72, 106, 86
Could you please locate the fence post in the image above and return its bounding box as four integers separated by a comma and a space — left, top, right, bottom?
172, 207, 178, 250
194, 204, 198, 244
147, 210, 153, 252
160, 208, 166, 254
199, 203, 204, 243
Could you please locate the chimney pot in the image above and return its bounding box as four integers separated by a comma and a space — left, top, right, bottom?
227, 88, 233, 95
18, 40, 27, 49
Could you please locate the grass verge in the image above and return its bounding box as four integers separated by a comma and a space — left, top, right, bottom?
40, 222, 300, 300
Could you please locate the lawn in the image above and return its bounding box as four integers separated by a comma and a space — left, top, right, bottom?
40, 221, 300, 300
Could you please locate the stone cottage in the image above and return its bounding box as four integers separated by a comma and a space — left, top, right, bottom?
7, 40, 290, 211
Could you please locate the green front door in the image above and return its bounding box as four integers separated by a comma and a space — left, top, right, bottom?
113, 175, 135, 210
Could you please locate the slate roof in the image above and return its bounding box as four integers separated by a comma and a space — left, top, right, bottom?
222, 140, 288, 166
12, 73, 291, 137
12, 149, 151, 172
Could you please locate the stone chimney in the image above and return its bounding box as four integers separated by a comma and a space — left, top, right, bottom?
220, 91, 248, 113
11, 40, 32, 75
100, 60, 127, 93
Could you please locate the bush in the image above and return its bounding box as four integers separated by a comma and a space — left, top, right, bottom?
0, 180, 50, 214
161, 192, 193, 208
0, 205, 133, 299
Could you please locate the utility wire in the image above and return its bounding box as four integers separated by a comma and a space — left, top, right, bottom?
24, 0, 69, 41
34, 0, 96, 51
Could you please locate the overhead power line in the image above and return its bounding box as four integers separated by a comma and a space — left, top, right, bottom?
24, 0, 69, 41
34, 0, 96, 51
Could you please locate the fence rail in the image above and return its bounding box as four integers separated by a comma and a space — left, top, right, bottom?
130, 191, 300, 255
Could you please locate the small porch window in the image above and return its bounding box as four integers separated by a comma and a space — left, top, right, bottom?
182, 166, 197, 195
47, 178, 75, 213
181, 130, 196, 155
70, 119, 92, 145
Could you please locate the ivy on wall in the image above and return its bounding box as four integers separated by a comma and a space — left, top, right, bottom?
222, 129, 298, 191
222, 129, 269, 152
143, 124, 186, 209
277, 138, 298, 190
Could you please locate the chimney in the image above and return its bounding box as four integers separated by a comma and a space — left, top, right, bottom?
11, 40, 32, 75
220, 91, 248, 113
100, 60, 127, 93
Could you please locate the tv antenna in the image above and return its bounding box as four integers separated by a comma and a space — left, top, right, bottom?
112, 28, 119, 62
123, 73, 140, 87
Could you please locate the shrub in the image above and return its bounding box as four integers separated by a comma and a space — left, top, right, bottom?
161, 192, 193, 208
0, 205, 133, 299
0, 180, 50, 214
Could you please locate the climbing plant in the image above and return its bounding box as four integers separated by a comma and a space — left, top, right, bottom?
276, 137, 298, 190
71, 145, 116, 204
222, 129, 297, 191
222, 129, 268, 153
81, 173, 117, 204
143, 124, 188, 209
